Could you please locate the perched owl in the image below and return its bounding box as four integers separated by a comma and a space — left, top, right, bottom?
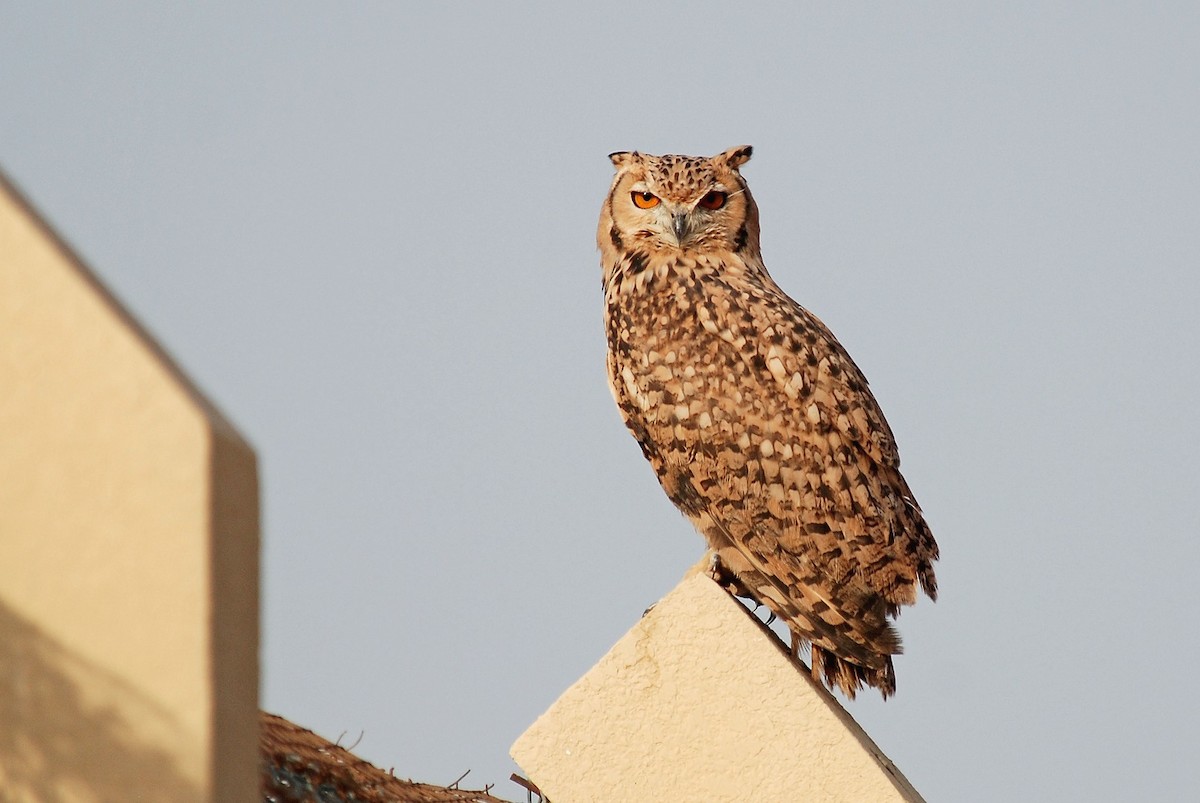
599, 145, 938, 698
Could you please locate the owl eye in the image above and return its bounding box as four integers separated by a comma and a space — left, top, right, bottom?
698, 191, 727, 210
631, 191, 661, 209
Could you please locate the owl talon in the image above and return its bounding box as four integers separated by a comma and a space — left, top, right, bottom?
705, 551, 724, 582
706, 552, 747, 597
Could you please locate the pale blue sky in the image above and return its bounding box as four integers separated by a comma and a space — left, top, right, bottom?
3, 3, 1198, 800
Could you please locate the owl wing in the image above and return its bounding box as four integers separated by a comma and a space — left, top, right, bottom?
730, 279, 935, 596
675, 276, 937, 676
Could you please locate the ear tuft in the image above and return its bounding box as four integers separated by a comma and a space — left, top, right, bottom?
609, 151, 640, 168
718, 145, 753, 169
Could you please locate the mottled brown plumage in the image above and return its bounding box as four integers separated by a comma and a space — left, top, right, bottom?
599, 146, 938, 698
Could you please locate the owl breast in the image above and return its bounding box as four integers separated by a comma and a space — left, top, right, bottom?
605, 254, 794, 522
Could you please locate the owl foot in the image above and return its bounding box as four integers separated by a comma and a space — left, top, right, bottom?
704, 551, 751, 598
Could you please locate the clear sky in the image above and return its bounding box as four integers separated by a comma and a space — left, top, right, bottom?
3, 3, 1198, 800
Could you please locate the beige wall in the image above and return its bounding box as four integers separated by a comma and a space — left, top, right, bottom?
0, 175, 259, 802
512, 567, 925, 803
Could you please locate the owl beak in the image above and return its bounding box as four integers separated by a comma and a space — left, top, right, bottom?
671, 211, 691, 243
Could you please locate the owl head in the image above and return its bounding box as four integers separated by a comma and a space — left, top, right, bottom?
599, 145, 760, 261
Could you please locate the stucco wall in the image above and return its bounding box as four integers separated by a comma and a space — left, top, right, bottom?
512, 568, 924, 802
0, 175, 259, 802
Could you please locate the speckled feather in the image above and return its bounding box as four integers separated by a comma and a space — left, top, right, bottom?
599, 146, 938, 698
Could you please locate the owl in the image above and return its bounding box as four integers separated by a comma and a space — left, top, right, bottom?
599, 145, 938, 698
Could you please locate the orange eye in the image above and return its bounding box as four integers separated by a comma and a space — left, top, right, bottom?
631, 191, 660, 209
698, 191, 727, 210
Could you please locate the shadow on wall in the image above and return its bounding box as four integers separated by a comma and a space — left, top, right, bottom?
0, 597, 201, 802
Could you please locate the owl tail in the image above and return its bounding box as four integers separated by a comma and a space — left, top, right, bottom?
808, 643, 897, 700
